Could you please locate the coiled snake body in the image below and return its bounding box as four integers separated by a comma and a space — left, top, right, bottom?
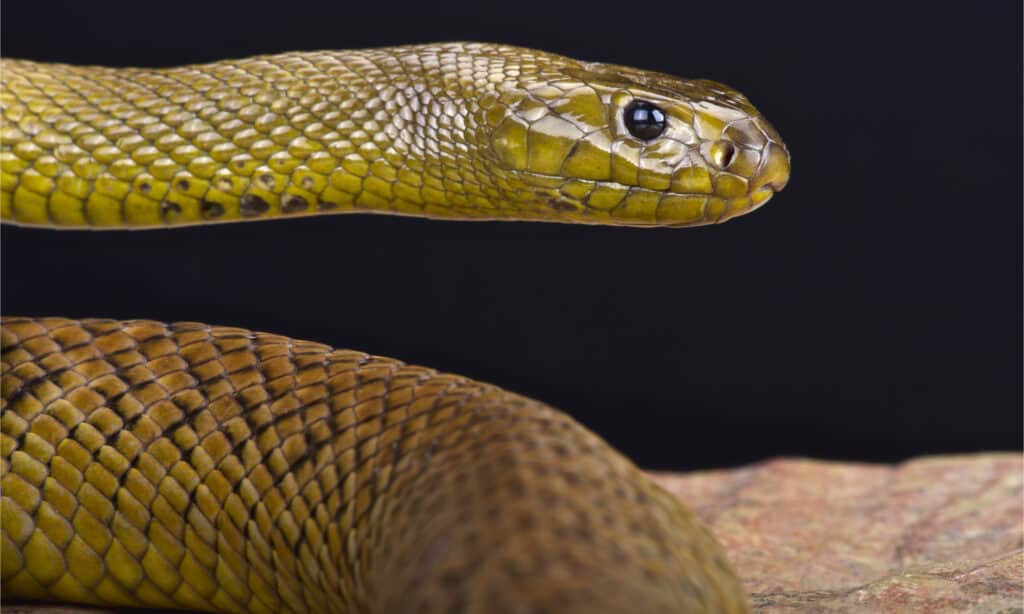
0, 43, 790, 613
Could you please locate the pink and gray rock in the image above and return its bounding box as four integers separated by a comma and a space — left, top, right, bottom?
652, 453, 1023, 612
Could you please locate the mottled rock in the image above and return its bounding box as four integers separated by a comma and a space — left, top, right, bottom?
652, 453, 1023, 612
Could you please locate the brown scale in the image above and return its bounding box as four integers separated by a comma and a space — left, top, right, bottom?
1, 316, 748, 613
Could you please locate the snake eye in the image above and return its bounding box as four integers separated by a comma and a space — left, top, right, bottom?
623, 100, 666, 140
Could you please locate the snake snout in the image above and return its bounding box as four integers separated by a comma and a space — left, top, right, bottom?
752, 141, 791, 194
711, 116, 790, 198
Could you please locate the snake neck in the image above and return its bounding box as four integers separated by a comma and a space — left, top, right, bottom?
0, 44, 575, 228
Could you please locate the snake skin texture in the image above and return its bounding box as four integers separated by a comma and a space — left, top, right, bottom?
0, 43, 788, 228
1, 317, 748, 613
0, 43, 792, 613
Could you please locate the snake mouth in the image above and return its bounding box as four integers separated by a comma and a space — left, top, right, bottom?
529, 180, 779, 228
518, 167, 771, 227
705, 186, 776, 225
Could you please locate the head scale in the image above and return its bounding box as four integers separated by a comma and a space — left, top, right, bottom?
483, 54, 790, 227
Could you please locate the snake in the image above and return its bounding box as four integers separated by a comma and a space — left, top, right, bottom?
0, 43, 790, 613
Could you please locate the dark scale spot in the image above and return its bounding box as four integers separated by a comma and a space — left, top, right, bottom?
548, 199, 577, 213
160, 201, 182, 219
139, 182, 151, 194
201, 201, 224, 219
239, 194, 270, 217
123, 412, 145, 430
440, 570, 463, 588
495, 452, 516, 466
259, 173, 274, 188
177, 179, 190, 191
281, 195, 308, 214
501, 557, 530, 578
506, 476, 526, 497
317, 201, 338, 211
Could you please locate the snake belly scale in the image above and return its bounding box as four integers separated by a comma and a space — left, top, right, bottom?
0, 43, 790, 613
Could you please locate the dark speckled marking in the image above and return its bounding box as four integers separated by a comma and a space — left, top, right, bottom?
201, 201, 225, 218
177, 179, 190, 191
240, 194, 270, 217
281, 195, 309, 214
160, 201, 182, 220
317, 201, 339, 211
548, 199, 577, 213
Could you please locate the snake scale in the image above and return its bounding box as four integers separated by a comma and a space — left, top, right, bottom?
0, 43, 789, 613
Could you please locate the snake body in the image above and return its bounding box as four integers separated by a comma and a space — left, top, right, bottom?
0, 43, 790, 612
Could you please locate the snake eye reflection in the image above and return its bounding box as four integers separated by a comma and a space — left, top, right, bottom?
711, 141, 736, 169
623, 100, 667, 140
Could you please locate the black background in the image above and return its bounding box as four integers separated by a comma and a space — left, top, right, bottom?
2, 1, 1020, 470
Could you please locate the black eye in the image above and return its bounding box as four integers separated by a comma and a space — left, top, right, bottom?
623, 100, 667, 140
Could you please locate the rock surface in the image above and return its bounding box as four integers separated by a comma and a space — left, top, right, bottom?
5, 453, 1022, 613
652, 453, 1023, 613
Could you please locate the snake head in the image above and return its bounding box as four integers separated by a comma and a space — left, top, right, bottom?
484, 56, 790, 227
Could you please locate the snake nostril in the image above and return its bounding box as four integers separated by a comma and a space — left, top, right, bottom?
711, 141, 736, 170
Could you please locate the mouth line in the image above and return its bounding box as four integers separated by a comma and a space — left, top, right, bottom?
533, 175, 767, 203
749, 185, 776, 203
716, 186, 775, 220
679, 186, 774, 227
519, 170, 777, 226
607, 187, 776, 228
